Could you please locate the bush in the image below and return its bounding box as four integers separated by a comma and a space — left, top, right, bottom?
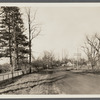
0, 63, 10, 73
19, 63, 31, 74
31, 60, 45, 71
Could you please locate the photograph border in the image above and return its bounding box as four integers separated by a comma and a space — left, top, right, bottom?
0, 1, 100, 100
0, 0, 100, 2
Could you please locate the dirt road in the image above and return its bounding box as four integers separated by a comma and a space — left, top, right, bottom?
0, 66, 100, 94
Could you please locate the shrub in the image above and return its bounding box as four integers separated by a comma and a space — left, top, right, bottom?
0, 63, 10, 73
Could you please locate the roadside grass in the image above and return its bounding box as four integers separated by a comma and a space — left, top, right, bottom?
69, 65, 100, 75
1, 66, 100, 94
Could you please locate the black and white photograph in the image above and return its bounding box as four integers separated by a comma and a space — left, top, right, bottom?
0, 3, 100, 96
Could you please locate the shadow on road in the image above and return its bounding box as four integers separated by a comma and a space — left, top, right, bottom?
74, 70, 100, 75
38, 70, 55, 74
38, 68, 67, 75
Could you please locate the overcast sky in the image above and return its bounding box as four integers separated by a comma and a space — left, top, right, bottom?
1, 3, 100, 64
22, 6, 100, 59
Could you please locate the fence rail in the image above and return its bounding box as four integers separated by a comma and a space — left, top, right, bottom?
0, 70, 23, 81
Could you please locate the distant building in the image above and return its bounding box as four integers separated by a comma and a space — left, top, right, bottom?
61, 62, 73, 67
67, 62, 73, 66
61, 64, 67, 67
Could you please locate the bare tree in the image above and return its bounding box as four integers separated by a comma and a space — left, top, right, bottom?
42, 51, 55, 69
25, 8, 41, 73
87, 34, 100, 61
82, 34, 100, 70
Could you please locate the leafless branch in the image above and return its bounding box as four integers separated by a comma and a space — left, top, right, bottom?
31, 27, 41, 41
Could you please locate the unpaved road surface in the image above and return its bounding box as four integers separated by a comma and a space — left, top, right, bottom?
0, 66, 100, 94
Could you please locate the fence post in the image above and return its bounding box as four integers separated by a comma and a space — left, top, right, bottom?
8, 74, 9, 79
3, 75, 4, 80
12, 70, 14, 79
18, 72, 19, 76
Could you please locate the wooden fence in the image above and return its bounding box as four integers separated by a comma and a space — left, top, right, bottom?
0, 70, 23, 81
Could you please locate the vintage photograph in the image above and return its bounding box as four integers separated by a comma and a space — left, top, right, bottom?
0, 3, 100, 95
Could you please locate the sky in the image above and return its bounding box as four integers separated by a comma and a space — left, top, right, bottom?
24, 6, 100, 59
1, 3, 100, 64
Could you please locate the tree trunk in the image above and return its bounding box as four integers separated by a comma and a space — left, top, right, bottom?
9, 30, 12, 66
8, 12, 12, 66
16, 44, 19, 69
12, 13, 17, 77
28, 13, 31, 73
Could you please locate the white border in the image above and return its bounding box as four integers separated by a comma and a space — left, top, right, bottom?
0, 3, 100, 98
1, 95, 100, 98
0, 3, 100, 7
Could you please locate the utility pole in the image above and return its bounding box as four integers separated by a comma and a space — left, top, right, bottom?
61, 49, 63, 66
77, 48, 78, 70
74, 48, 81, 70
73, 59, 74, 68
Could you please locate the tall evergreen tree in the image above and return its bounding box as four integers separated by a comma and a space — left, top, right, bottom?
0, 7, 29, 70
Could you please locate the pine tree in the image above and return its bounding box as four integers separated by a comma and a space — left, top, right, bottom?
0, 7, 29, 70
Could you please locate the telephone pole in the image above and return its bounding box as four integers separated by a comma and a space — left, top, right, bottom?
74, 48, 81, 70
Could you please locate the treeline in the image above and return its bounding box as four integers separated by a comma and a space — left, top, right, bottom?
0, 7, 40, 74
1, 7, 100, 74
31, 51, 61, 71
